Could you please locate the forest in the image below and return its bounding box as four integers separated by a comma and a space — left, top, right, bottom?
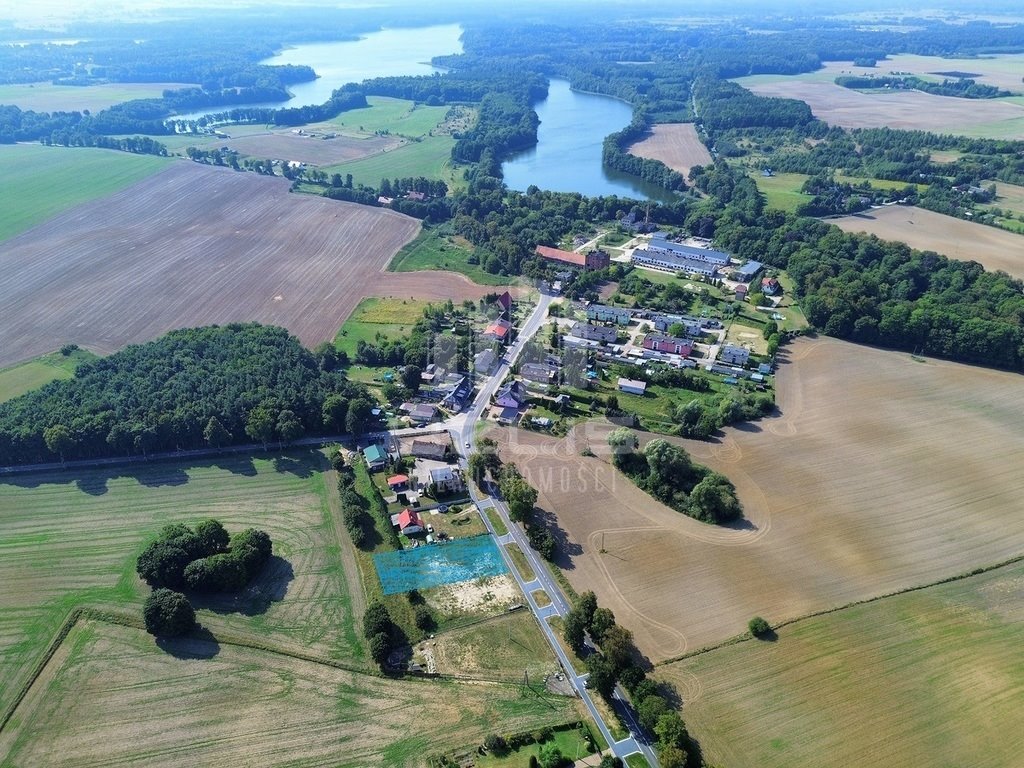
0, 324, 368, 466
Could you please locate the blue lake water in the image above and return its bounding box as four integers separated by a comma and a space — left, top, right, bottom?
374, 534, 508, 595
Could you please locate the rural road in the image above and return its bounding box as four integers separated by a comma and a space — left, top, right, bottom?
454, 288, 658, 767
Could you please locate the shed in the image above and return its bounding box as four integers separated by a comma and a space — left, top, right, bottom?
618, 377, 647, 396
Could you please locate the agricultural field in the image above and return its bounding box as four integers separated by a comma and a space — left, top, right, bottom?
735, 62, 1024, 137
221, 130, 402, 166
830, 205, 1024, 279
0, 161, 495, 369
0, 347, 97, 403
660, 561, 1024, 768
492, 336, 1024, 662
325, 134, 459, 189
0, 450, 362, 722
626, 123, 713, 181
334, 297, 437, 360
388, 227, 518, 287
326, 97, 454, 139
0, 81, 196, 112
0, 144, 172, 243
0, 618, 579, 767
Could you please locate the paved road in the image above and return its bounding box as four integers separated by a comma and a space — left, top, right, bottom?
454, 289, 658, 766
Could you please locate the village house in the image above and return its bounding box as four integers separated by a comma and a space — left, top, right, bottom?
520, 362, 557, 385
429, 466, 464, 494
618, 377, 647, 396
761, 277, 781, 296
586, 304, 632, 325
410, 439, 449, 461
642, 333, 693, 357
362, 444, 387, 470
535, 245, 610, 271
482, 317, 512, 342
387, 474, 409, 492
494, 380, 529, 409
473, 348, 497, 375
407, 403, 438, 425
720, 344, 751, 366
396, 508, 424, 535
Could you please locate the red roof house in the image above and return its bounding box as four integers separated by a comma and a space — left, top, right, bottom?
483, 318, 511, 341
397, 508, 424, 535
387, 474, 409, 490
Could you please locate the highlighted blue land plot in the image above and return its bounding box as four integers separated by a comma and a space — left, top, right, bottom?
374, 535, 508, 595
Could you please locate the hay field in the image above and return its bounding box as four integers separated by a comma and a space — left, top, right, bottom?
222, 131, 401, 166
821, 54, 1024, 95
0, 81, 196, 112
659, 561, 1024, 768
0, 162, 493, 368
0, 347, 96, 403
0, 451, 362, 720
830, 205, 1024, 278
493, 336, 1024, 661
0, 619, 579, 767
626, 124, 712, 180
735, 72, 1024, 136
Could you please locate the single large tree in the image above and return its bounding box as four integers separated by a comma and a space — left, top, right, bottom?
143, 588, 195, 638
203, 416, 231, 450
245, 405, 276, 449
43, 424, 74, 464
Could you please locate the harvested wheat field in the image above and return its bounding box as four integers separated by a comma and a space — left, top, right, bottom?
626, 123, 712, 180
830, 205, 1024, 278
493, 336, 1024, 662
0, 161, 495, 368
0, 618, 578, 767
659, 561, 1024, 768
736, 74, 1024, 134
222, 130, 402, 166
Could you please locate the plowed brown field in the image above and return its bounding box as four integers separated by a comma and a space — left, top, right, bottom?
626, 123, 712, 180
494, 337, 1024, 662
0, 162, 493, 367
830, 205, 1024, 279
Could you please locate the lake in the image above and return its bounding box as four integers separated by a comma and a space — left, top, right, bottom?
502, 78, 674, 202
173, 24, 462, 121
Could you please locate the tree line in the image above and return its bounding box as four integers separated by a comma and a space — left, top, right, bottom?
0, 324, 369, 466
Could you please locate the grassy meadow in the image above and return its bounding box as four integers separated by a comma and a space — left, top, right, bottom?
327, 96, 451, 138
0, 145, 172, 242
333, 296, 437, 360
0, 347, 98, 403
660, 561, 1024, 768
388, 227, 513, 286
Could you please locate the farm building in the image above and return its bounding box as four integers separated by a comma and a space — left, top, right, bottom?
482, 318, 512, 342
648, 237, 730, 266
396, 508, 425, 535
734, 260, 763, 281
720, 344, 751, 366
535, 245, 610, 271
429, 466, 464, 493
618, 378, 648, 395
586, 304, 632, 325
571, 323, 618, 344
410, 439, 448, 461
495, 380, 529, 409
631, 248, 719, 277
643, 333, 693, 357
363, 444, 387, 470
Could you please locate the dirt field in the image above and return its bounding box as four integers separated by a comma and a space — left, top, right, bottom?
222, 130, 403, 166
737, 73, 1024, 134
821, 54, 1024, 95
493, 336, 1024, 662
626, 124, 713, 180
659, 561, 1024, 768
0, 619, 579, 767
830, 205, 1024, 278
0, 161, 495, 368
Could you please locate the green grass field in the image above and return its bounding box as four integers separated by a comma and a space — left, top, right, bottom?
388, 227, 513, 286
325, 134, 459, 187
333, 296, 436, 360
327, 96, 450, 139
0, 347, 98, 403
0, 449, 360, 721
0, 144, 172, 242
0, 618, 578, 767
0, 81, 194, 113
751, 172, 811, 213
474, 723, 600, 766
660, 561, 1024, 768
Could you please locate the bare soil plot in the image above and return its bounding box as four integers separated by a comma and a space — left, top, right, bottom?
222, 130, 402, 166
0, 619, 580, 767
0, 162, 493, 368
659, 561, 1024, 768
736, 73, 1024, 134
830, 205, 1024, 278
821, 54, 1024, 95
626, 123, 712, 180
492, 336, 1024, 662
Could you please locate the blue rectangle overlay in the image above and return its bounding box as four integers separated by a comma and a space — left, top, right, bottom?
374, 535, 508, 595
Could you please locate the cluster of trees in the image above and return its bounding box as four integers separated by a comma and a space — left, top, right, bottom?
693, 77, 814, 131
320, 175, 452, 222
363, 600, 396, 668
137, 520, 273, 637
0, 323, 370, 465
332, 453, 376, 550
835, 75, 1011, 99
563, 592, 692, 767
38, 132, 168, 155
608, 430, 743, 524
